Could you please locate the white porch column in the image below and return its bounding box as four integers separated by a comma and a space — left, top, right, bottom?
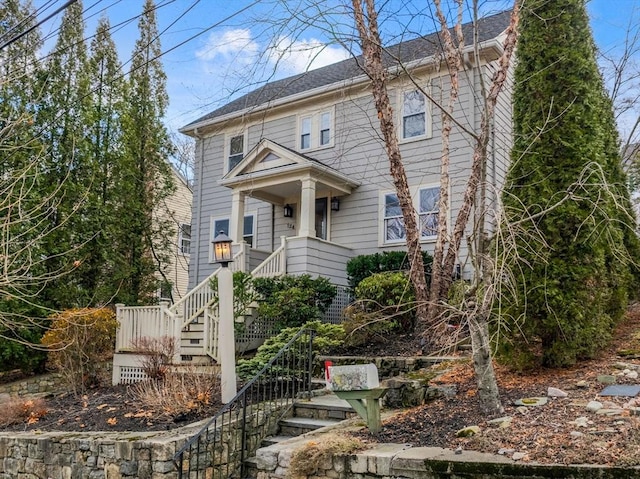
299, 177, 316, 237
229, 190, 245, 243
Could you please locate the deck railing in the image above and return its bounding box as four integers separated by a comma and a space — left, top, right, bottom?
115, 302, 175, 351
173, 327, 315, 479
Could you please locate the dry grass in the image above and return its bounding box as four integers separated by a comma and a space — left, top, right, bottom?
288, 433, 366, 479
0, 397, 48, 427
130, 367, 220, 418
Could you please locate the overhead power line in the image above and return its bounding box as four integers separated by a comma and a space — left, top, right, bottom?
0, 0, 79, 52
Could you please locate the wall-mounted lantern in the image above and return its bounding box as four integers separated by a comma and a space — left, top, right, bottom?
331, 197, 340, 212
284, 204, 294, 218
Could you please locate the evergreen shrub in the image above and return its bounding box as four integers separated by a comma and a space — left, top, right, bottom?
346, 250, 432, 290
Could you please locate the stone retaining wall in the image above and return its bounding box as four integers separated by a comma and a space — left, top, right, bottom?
317, 355, 458, 379
0, 373, 63, 398
254, 439, 640, 479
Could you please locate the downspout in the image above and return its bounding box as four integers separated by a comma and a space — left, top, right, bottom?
192, 127, 205, 287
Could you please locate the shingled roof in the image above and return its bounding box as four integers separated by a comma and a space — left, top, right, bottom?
182, 10, 512, 130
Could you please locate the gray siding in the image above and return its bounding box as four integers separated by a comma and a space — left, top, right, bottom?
190, 58, 514, 286
285, 237, 353, 286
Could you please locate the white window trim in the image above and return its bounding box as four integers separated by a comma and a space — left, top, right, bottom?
297, 106, 335, 152
224, 131, 248, 174
397, 86, 432, 143
378, 184, 444, 247
178, 222, 191, 256
208, 212, 256, 262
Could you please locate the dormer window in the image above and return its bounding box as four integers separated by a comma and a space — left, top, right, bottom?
228, 134, 244, 171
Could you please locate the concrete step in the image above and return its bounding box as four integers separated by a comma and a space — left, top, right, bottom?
293, 394, 356, 420
278, 417, 341, 436
261, 435, 295, 446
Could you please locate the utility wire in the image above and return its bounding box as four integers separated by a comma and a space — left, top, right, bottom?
0, 0, 79, 52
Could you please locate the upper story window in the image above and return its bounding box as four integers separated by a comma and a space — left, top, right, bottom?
298, 108, 333, 151
228, 134, 244, 171
418, 187, 439, 239
402, 89, 427, 139
178, 223, 191, 255
320, 112, 331, 146
300, 117, 311, 150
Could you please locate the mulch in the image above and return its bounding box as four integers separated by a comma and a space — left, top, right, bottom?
2, 305, 640, 466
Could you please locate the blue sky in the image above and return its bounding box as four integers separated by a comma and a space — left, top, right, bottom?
31, 0, 640, 133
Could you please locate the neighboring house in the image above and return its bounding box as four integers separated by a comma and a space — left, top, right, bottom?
154, 165, 192, 302
112, 11, 514, 382
183, 10, 513, 290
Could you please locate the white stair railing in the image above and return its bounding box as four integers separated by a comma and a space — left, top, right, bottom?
251, 236, 287, 278
171, 245, 247, 329
115, 302, 175, 352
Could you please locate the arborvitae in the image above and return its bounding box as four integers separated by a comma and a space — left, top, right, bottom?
499, 0, 639, 367
0, 0, 48, 372
36, 0, 94, 308
118, 0, 175, 304
84, 16, 128, 305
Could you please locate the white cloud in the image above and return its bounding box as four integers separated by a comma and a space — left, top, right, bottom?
267, 36, 350, 75
195, 29, 259, 63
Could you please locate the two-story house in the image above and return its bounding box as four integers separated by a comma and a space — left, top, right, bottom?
183, 10, 513, 290
113, 10, 514, 382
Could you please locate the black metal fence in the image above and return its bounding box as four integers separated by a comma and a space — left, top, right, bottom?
173, 327, 316, 479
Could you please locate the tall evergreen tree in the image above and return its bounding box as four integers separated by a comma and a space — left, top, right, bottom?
84, 16, 127, 305
0, 0, 48, 371
499, 0, 638, 367
118, 0, 175, 304
36, 0, 94, 309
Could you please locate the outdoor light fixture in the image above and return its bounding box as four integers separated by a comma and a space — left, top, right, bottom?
331, 197, 340, 211
284, 204, 294, 218
212, 231, 233, 266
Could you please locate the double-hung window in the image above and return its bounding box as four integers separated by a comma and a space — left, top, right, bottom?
228, 134, 244, 171
402, 90, 426, 139
300, 117, 312, 150
383, 193, 406, 243
381, 186, 441, 245
299, 109, 333, 150
210, 214, 256, 261
319, 112, 331, 146
418, 187, 439, 239
178, 223, 191, 255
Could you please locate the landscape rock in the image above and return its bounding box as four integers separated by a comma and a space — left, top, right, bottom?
514, 397, 548, 407
570, 431, 584, 438
547, 387, 568, 398
627, 371, 639, 379
586, 401, 603, 412
571, 416, 590, 427
597, 375, 616, 384
575, 380, 589, 388
456, 426, 481, 437
498, 448, 515, 455
512, 452, 527, 461
595, 408, 624, 416
487, 416, 513, 428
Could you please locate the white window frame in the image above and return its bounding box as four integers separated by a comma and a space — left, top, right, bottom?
379, 184, 442, 246
209, 213, 256, 262
398, 87, 431, 142
224, 131, 247, 173
178, 222, 191, 255
297, 107, 334, 151
418, 185, 440, 240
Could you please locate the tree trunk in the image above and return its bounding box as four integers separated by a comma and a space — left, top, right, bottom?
352, 0, 431, 328
468, 305, 503, 414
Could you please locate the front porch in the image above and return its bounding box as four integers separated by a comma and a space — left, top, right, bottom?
112, 236, 353, 384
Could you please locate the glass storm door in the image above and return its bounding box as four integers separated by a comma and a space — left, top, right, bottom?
315, 198, 327, 240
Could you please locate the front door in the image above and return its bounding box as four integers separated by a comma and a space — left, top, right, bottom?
315, 198, 327, 240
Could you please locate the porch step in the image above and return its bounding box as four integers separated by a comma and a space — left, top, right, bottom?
260, 435, 294, 446
278, 417, 341, 436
